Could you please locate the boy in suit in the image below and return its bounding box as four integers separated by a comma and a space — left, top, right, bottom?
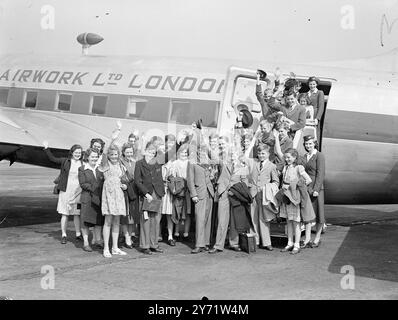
247, 144, 279, 250
187, 142, 215, 254
209, 150, 250, 253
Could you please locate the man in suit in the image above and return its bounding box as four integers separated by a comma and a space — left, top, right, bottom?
209, 150, 250, 253
187, 143, 215, 254
247, 144, 279, 250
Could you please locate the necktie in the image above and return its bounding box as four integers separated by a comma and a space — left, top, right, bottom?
260, 161, 263, 171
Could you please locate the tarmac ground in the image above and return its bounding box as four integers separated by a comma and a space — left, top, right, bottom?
0, 162, 397, 300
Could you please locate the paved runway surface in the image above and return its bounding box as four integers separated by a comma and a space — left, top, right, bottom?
1, 162, 397, 299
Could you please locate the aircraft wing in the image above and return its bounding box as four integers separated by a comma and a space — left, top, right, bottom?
0, 107, 113, 166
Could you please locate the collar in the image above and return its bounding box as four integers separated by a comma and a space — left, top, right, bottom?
309, 88, 318, 95
84, 163, 96, 171
287, 103, 297, 112
307, 149, 318, 158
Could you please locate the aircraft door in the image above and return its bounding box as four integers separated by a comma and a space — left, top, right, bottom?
217, 66, 274, 136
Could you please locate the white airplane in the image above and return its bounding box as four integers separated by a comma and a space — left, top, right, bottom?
0, 35, 397, 204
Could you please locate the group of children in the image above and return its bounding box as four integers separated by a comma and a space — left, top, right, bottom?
44, 72, 326, 257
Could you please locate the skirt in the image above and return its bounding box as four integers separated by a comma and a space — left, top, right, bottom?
57, 191, 80, 216
279, 202, 301, 222
310, 190, 325, 224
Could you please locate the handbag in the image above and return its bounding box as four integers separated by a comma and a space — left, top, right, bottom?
53, 174, 60, 194
142, 197, 162, 213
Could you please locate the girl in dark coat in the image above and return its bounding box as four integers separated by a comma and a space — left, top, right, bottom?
134, 142, 165, 254
78, 148, 105, 252
120, 143, 138, 249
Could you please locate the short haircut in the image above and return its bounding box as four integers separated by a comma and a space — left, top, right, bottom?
303, 135, 319, 150
145, 142, 157, 152
219, 135, 229, 143
121, 142, 135, 156
177, 143, 189, 156
83, 147, 99, 162
209, 132, 219, 140
150, 135, 164, 146
165, 134, 176, 143
257, 143, 270, 153
106, 144, 121, 158
284, 148, 299, 164
69, 144, 83, 159
128, 133, 139, 140
285, 78, 301, 90
260, 119, 273, 126
276, 121, 290, 131
90, 138, 105, 153
307, 76, 320, 86
298, 93, 311, 105
285, 88, 297, 98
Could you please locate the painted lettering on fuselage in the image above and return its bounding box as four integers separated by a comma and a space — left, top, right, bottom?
0, 69, 225, 95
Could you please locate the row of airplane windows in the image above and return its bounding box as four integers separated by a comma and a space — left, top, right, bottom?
0, 87, 220, 127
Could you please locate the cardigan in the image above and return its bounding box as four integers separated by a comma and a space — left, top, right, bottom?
44, 148, 82, 192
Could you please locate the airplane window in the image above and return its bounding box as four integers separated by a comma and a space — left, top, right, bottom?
170, 101, 191, 124
170, 99, 219, 127
139, 96, 170, 123
25, 91, 37, 108
57, 93, 72, 111
126, 97, 147, 118
0, 88, 8, 105
91, 95, 107, 115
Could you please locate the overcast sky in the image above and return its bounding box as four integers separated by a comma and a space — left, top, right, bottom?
0, 0, 397, 63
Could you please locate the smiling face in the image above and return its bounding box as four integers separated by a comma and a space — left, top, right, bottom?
278, 127, 288, 140
178, 149, 188, 161
304, 139, 316, 153
145, 148, 156, 161
109, 150, 119, 164
209, 137, 218, 150
166, 140, 176, 150
124, 147, 134, 160
219, 138, 228, 152
128, 136, 136, 145
72, 148, 82, 161
257, 149, 269, 162
309, 80, 317, 91
284, 152, 296, 165
260, 121, 272, 133
299, 97, 308, 106
286, 94, 296, 108
92, 142, 102, 154
88, 151, 99, 167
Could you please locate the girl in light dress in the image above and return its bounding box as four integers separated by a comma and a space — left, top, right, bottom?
298, 93, 314, 123
279, 148, 312, 255
43, 142, 83, 244
100, 144, 128, 258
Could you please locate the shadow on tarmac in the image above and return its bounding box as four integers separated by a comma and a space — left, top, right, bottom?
327, 206, 398, 283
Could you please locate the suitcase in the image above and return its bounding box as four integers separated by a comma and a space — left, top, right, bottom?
239, 233, 256, 253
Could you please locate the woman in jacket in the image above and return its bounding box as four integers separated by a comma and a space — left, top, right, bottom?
307, 76, 325, 140
78, 148, 105, 252
43, 141, 83, 244
301, 135, 326, 247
